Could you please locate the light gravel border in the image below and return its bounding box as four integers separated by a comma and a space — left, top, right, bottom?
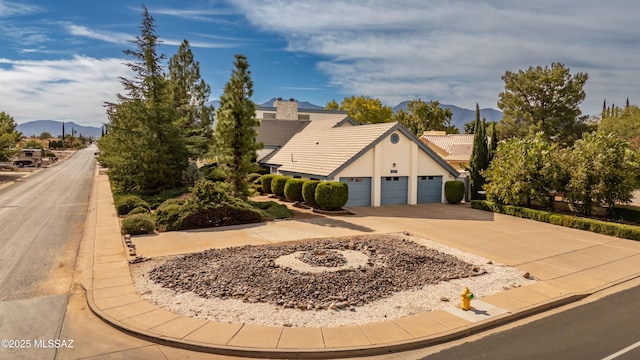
130, 233, 534, 328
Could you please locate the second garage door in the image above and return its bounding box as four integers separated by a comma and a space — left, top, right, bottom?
340, 177, 371, 206
417, 175, 442, 203
381, 176, 408, 205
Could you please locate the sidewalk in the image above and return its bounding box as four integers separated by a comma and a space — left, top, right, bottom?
85, 171, 640, 358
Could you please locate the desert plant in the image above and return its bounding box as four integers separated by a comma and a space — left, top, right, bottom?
315, 181, 349, 211
302, 180, 321, 207
271, 176, 288, 197
284, 178, 305, 202
121, 213, 156, 235
444, 181, 465, 204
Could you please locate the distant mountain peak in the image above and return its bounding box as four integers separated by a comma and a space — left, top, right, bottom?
17, 120, 102, 138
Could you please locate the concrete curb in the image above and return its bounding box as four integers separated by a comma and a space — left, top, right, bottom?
85, 289, 592, 359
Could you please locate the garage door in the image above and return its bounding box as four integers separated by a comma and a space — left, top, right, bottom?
417, 175, 442, 203
381, 176, 408, 205
340, 177, 371, 206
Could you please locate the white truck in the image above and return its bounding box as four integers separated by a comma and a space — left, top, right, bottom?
13, 148, 43, 167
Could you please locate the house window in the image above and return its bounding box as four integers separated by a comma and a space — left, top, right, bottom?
390, 133, 400, 144
263, 112, 276, 120
298, 114, 310, 120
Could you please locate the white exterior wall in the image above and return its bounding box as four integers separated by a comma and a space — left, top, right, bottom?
332, 130, 454, 206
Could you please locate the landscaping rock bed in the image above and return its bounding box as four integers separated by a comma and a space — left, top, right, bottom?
148, 234, 484, 310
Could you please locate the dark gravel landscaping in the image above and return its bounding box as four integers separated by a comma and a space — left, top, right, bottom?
148, 233, 484, 310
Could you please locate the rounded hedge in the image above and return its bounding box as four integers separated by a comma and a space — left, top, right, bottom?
271, 176, 288, 197
260, 174, 278, 194
302, 180, 321, 207
315, 181, 349, 211
127, 206, 150, 215
121, 213, 156, 235
116, 195, 150, 216
247, 173, 262, 184
284, 179, 305, 202
154, 198, 186, 231
445, 180, 465, 204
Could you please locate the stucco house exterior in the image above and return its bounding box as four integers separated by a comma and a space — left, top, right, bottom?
255, 100, 460, 206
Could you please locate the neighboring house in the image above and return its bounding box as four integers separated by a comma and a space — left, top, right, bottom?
257, 101, 460, 206
419, 131, 475, 171
255, 98, 355, 163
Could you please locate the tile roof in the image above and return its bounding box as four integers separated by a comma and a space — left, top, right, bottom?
265, 122, 398, 178
264, 122, 460, 179
420, 134, 475, 154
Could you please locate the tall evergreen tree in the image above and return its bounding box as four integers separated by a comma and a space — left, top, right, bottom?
469, 103, 490, 200
62, 122, 65, 140
489, 121, 498, 162
99, 6, 187, 194
602, 99, 607, 119
213, 54, 262, 198
168, 39, 214, 160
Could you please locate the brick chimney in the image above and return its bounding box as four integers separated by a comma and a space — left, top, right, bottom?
275, 98, 298, 120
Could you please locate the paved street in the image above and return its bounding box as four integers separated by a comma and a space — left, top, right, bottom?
421, 284, 640, 360
0, 146, 95, 359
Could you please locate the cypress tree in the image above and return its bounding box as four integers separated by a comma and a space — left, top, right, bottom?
213, 54, 262, 198
602, 99, 607, 119
62, 122, 65, 140
469, 103, 490, 200
489, 121, 498, 162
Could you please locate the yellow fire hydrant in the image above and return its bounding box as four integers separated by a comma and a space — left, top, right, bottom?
461, 287, 474, 311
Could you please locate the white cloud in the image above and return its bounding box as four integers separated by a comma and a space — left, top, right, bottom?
67, 24, 131, 44
232, 0, 640, 114
0, 0, 43, 18
0, 56, 130, 126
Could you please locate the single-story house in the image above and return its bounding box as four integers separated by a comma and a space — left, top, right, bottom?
257, 101, 460, 206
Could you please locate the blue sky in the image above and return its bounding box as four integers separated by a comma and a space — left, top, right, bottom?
1, 0, 639, 127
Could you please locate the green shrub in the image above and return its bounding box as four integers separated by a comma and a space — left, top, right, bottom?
189, 179, 233, 205
611, 205, 640, 224
181, 162, 203, 187
116, 196, 150, 216
444, 181, 465, 204
271, 176, 288, 197
247, 200, 293, 219
154, 198, 186, 230
284, 179, 305, 202
175, 202, 263, 230
127, 206, 150, 215
315, 181, 349, 211
470, 200, 640, 241
205, 166, 227, 182
302, 180, 321, 207
260, 174, 277, 194
247, 173, 262, 183
121, 213, 156, 235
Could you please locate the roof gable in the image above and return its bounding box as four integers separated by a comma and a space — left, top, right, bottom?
264, 122, 459, 178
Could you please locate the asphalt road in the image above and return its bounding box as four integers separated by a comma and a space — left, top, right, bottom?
0, 146, 96, 360
422, 284, 640, 360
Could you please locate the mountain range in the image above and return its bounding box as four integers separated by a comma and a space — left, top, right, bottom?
17, 99, 502, 137
17, 120, 103, 139
392, 101, 503, 131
